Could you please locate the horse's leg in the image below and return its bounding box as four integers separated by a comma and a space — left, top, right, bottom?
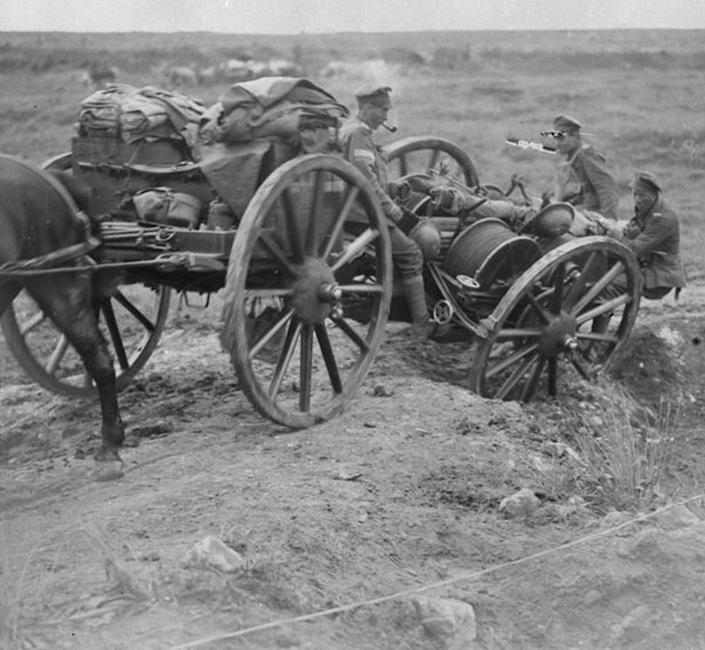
27, 275, 125, 461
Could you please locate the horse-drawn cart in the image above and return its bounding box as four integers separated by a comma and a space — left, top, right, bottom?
0, 80, 642, 442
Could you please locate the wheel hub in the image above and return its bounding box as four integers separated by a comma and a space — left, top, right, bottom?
291, 257, 339, 325
538, 312, 578, 357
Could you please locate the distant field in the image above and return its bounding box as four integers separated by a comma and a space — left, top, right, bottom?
1, 29, 703, 277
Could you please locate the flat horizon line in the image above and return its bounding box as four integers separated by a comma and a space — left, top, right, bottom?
2, 26, 704, 36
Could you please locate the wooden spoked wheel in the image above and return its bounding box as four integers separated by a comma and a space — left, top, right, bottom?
2, 283, 171, 398
471, 237, 641, 401
222, 154, 392, 428
384, 136, 479, 188
0, 152, 172, 398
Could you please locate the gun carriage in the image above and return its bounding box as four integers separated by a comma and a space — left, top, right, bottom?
1, 79, 641, 430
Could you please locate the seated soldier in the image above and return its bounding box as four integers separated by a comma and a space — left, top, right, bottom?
339, 84, 434, 339
583, 171, 686, 300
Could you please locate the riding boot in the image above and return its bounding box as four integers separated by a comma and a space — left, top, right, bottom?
400, 275, 433, 340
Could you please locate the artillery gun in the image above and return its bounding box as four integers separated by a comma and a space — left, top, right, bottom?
1, 79, 641, 429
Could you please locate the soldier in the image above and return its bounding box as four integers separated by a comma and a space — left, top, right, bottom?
623, 172, 686, 299
587, 171, 686, 300
339, 83, 433, 339
545, 114, 619, 220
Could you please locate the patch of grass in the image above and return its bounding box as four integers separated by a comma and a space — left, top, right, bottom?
568, 388, 680, 512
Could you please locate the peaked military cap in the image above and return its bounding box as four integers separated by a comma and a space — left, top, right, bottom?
629, 170, 661, 193
354, 82, 392, 101
552, 114, 583, 131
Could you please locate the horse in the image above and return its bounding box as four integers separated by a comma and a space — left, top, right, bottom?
0, 154, 124, 461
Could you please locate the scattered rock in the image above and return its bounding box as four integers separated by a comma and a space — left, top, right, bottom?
499, 488, 540, 518
372, 385, 394, 397
412, 596, 477, 649
582, 588, 602, 606
181, 535, 245, 573
334, 468, 363, 481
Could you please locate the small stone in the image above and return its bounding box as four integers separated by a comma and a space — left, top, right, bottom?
181, 535, 245, 573
412, 596, 476, 649
499, 488, 540, 518
372, 385, 393, 397
583, 588, 602, 606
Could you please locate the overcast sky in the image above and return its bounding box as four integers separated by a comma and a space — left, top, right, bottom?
2, 0, 704, 32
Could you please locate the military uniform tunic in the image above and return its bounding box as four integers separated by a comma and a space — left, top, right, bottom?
623, 196, 686, 295
555, 144, 619, 220
339, 115, 422, 278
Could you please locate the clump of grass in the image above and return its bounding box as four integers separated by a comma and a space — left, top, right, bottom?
569, 387, 679, 512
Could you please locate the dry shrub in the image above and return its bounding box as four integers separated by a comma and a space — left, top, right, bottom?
569, 386, 679, 512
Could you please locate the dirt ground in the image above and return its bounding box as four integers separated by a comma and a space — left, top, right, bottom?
2, 281, 705, 650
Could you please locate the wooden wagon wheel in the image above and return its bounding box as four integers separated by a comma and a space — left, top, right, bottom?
383, 136, 479, 188
471, 237, 641, 401
222, 154, 392, 428
0, 153, 172, 398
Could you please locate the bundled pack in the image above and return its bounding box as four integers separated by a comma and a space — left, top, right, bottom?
199, 76, 348, 145
77, 84, 206, 153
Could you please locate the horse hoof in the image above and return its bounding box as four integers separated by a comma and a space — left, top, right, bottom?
95, 446, 122, 462
92, 460, 125, 482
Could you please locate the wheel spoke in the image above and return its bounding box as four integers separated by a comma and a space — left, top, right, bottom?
525, 291, 551, 324
548, 357, 557, 395
299, 325, 313, 412
306, 171, 324, 256
520, 356, 546, 402
486, 342, 539, 379
337, 282, 385, 294
281, 187, 304, 263
550, 263, 565, 314
244, 288, 294, 299
314, 324, 343, 393
576, 330, 619, 343
45, 334, 70, 375
101, 300, 130, 370
398, 154, 408, 177
572, 261, 625, 314
113, 290, 157, 332
257, 229, 298, 278
571, 356, 590, 379
19, 310, 46, 336
428, 148, 440, 172
564, 251, 599, 307
495, 327, 542, 340
331, 228, 380, 272
495, 353, 540, 400
322, 185, 359, 259
249, 308, 294, 359
575, 293, 630, 326
268, 318, 301, 397
332, 316, 370, 352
